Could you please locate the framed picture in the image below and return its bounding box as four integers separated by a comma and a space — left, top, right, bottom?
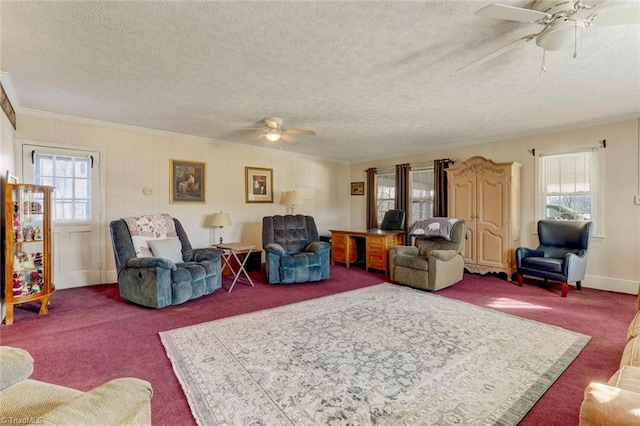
351, 181, 365, 196
245, 166, 273, 203
170, 159, 206, 203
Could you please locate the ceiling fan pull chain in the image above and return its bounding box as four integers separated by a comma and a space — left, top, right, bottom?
540, 50, 547, 76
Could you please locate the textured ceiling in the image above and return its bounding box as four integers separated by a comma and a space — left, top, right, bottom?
1, 1, 639, 163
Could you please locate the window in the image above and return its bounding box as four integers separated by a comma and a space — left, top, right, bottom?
34, 153, 92, 221
375, 168, 435, 226
411, 168, 434, 221
539, 150, 600, 234
376, 172, 395, 226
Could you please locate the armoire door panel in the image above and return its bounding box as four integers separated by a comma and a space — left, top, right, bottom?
449, 180, 475, 221
477, 178, 505, 229
449, 179, 475, 264
478, 230, 505, 267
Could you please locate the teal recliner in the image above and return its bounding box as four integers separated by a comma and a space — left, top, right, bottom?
109, 215, 222, 308
262, 215, 331, 284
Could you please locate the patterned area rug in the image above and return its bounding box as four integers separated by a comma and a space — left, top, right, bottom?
159, 283, 590, 425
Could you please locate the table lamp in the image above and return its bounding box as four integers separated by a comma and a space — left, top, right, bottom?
207, 212, 232, 244
283, 190, 303, 214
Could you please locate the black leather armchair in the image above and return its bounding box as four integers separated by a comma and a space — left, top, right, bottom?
380, 209, 406, 231
516, 220, 592, 297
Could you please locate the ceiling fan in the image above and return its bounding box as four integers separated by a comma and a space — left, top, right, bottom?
253, 117, 316, 145
457, 0, 640, 73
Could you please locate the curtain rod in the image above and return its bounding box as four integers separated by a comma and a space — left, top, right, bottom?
529, 140, 606, 156
362, 158, 456, 173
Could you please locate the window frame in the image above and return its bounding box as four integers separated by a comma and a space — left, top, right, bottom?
375, 172, 395, 227
375, 167, 435, 227
34, 153, 93, 223
536, 147, 603, 238
410, 167, 435, 222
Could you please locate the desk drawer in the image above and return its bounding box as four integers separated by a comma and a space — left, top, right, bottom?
367, 252, 387, 271
367, 235, 388, 247
331, 234, 357, 263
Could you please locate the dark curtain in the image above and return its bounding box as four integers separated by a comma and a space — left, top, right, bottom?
433, 159, 452, 217
366, 168, 377, 229
395, 163, 411, 231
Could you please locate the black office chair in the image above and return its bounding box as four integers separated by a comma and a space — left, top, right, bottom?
515, 219, 592, 297
380, 210, 406, 231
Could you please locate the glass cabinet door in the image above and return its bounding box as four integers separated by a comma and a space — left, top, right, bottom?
5, 182, 53, 325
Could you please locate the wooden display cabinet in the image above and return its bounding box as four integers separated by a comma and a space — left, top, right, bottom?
4, 178, 54, 325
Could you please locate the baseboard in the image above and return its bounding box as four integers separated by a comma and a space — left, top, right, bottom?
66, 269, 640, 295
582, 274, 639, 295
106, 270, 117, 284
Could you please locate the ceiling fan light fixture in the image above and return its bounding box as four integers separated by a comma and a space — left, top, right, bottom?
536, 19, 584, 51
266, 129, 281, 142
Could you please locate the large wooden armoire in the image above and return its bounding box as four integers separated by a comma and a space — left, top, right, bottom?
445, 156, 522, 280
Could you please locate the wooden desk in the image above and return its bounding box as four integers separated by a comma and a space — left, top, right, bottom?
329, 229, 405, 275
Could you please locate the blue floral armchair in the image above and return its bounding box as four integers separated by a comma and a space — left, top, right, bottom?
109, 214, 222, 308
262, 215, 331, 284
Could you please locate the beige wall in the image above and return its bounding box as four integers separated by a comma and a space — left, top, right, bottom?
0, 112, 15, 181
351, 119, 640, 293
12, 113, 640, 293
1, 100, 16, 320
15, 113, 352, 283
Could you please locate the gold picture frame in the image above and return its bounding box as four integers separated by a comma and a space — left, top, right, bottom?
245, 167, 273, 203
170, 159, 206, 203
351, 181, 365, 196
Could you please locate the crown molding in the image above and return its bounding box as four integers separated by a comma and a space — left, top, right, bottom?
16, 107, 346, 164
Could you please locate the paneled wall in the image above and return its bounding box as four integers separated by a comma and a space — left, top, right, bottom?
15, 113, 352, 284
351, 119, 640, 294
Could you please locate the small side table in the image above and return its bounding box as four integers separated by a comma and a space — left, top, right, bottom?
214, 242, 256, 293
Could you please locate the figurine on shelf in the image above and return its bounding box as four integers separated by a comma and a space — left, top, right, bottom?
33, 227, 42, 240
12, 272, 25, 297
29, 270, 43, 294
13, 214, 24, 242
14, 252, 34, 271
23, 225, 33, 242
34, 252, 43, 266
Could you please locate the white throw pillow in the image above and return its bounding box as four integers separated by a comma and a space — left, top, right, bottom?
147, 237, 183, 264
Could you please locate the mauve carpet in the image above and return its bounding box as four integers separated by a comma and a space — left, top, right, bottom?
0, 266, 635, 425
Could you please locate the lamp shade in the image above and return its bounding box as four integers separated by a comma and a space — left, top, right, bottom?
283, 190, 303, 205
207, 212, 232, 227
265, 129, 281, 142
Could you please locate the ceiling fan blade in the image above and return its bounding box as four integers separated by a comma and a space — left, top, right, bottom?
283, 128, 316, 136
280, 133, 298, 145
456, 34, 537, 73
253, 132, 266, 141
475, 4, 550, 23
588, 6, 640, 25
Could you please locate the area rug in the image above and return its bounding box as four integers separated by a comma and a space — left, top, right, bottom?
159, 283, 590, 425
